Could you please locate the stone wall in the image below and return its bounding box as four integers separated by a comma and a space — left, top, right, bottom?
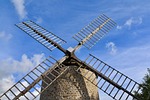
40, 66, 99, 100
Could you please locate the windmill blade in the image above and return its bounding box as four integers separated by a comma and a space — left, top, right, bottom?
76, 54, 143, 100
16, 21, 67, 53
73, 14, 116, 50
0, 56, 69, 100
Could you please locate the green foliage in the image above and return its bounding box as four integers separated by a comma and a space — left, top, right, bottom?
134, 68, 150, 100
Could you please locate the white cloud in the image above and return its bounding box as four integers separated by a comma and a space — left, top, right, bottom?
11, 0, 27, 20
0, 76, 41, 99
0, 75, 15, 95
124, 17, 143, 28
0, 53, 45, 95
106, 42, 117, 55
0, 53, 45, 79
0, 31, 12, 41
31, 53, 45, 66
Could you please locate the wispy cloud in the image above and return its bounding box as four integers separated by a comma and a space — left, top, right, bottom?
11, 0, 27, 20
0, 31, 12, 41
124, 17, 143, 29
106, 42, 117, 55
116, 17, 143, 30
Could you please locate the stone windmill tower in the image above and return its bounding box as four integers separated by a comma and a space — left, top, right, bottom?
0, 14, 146, 100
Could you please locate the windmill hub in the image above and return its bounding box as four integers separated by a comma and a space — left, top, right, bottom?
67, 47, 74, 52
65, 47, 77, 59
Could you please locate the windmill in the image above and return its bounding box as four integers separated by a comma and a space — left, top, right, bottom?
0, 14, 146, 100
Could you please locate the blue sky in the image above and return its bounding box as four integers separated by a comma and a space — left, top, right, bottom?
0, 0, 150, 99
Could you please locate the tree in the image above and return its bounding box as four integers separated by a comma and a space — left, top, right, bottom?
134, 68, 150, 100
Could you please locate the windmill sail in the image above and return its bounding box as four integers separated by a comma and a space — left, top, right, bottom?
73, 14, 116, 50
76, 54, 143, 100
2, 13, 147, 100
0, 56, 69, 100
16, 21, 66, 53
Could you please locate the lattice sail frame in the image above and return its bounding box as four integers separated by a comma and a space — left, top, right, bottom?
73, 14, 116, 49
16, 21, 66, 52
76, 54, 144, 100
